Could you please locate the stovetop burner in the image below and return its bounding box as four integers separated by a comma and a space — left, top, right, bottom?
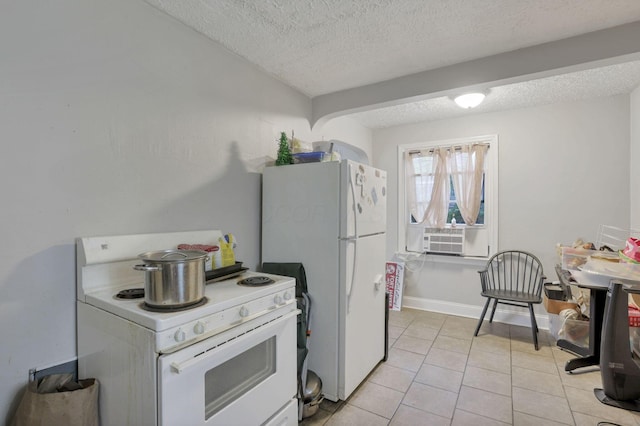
139, 297, 209, 313
116, 288, 145, 299
238, 276, 275, 287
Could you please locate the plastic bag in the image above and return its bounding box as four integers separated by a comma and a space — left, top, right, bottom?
623, 237, 640, 263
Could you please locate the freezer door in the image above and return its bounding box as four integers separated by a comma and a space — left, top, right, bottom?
340, 160, 387, 238
339, 232, 386, 400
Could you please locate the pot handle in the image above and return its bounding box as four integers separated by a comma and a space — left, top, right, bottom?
133, 264, 161, 272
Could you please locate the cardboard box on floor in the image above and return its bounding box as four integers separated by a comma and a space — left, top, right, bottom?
543, 294, 580, 314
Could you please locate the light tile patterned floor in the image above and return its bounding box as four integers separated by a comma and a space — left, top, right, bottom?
300, 308, 640, 426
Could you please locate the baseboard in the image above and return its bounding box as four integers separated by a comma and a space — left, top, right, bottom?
401, 296, 550, 330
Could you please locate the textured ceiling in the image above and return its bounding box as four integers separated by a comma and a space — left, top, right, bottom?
144, 0, 640, 129
348, 60, 640, 128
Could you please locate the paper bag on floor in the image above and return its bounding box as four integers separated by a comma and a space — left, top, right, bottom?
10, 375, 99, 426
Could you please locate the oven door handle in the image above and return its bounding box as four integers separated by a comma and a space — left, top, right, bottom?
169, 309, 300, 374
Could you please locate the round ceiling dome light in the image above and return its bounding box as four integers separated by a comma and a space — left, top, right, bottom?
454, 93, 485, 109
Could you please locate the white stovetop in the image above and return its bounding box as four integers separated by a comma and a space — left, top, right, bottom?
76, 230, 297, 334
82, 271, 295, 332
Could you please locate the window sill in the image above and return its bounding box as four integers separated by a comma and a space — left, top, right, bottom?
395, 251, 488, 267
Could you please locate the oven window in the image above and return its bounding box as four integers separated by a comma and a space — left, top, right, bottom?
204, 336, 276, 419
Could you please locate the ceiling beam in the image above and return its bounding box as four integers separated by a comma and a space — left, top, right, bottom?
311, 20, 640, 129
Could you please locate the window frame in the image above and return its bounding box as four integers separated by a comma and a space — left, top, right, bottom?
397, 135, 499, 260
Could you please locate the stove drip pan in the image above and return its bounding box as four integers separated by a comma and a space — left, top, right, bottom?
238, 276, 275, 287
140, 297, 208, 313
116, 288, 145, 299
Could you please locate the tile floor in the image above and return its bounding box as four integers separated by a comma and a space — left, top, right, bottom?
300, 308, 640, 426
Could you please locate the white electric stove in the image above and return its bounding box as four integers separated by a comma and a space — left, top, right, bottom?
76, 230, 299, 426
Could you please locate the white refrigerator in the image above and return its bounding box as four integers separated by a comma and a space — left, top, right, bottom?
262, 159, 387, 402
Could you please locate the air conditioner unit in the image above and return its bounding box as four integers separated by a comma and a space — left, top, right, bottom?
424, 227, 465, 255
405, 223, 490, 257
406, 225, 465, 255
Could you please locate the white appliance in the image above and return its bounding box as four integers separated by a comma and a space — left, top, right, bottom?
406, 224, 490, 257
406, 224, 465, 255
76, 230, 299, 426
262, 160, 387, 401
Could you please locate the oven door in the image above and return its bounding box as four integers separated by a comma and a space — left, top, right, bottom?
158, 306, 299, 426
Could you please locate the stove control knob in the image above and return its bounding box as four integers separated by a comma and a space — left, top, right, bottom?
193, 322, 205, 335
283, 291, 292, 301
174, 329, 186, 342
239, 306, 249, 318
274, 295, 283, 305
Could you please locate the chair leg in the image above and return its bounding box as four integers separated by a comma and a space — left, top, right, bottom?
489, 298, 499, 323
528, 303, 539, 350
474, 298, 491, 337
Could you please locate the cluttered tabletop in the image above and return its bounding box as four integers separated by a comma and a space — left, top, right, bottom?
546, 229, 640, 372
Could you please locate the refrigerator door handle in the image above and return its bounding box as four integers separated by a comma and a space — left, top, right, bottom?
374, 274, 383, 291
346, 162, 360, 314
346, 237, 357, 314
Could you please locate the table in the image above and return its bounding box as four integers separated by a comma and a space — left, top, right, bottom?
554, 265, 609, 372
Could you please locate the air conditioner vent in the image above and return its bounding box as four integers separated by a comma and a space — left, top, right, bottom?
423, 227, 465, 255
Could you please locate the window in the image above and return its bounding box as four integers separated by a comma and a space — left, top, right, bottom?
408, 158, 485, 226
398, 135, 498, 258
204, 337, 275, 419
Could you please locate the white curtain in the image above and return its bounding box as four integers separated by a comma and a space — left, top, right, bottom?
406, 147, 450, 228
449, 144, 489, 225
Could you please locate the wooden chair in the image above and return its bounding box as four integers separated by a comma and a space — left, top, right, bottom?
473, 250, 546, 350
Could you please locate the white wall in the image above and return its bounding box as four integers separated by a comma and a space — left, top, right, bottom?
373, 96, 630, 314
0, 0, 370, 420
631, 86, 640, 230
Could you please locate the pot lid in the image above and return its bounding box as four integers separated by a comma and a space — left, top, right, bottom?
303, 370, 322, 401
138, 249, 207, 262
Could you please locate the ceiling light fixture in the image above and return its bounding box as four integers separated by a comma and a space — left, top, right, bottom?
454, 93, 485, 109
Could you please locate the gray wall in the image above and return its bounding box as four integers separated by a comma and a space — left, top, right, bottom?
631, 86, 640, 230
0, 0, 370, 420
373, 95, 631, 313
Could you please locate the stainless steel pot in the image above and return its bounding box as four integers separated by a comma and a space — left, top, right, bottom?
302, 370, 322, 402
134, 249, 207, 309
302, 370, 324, 419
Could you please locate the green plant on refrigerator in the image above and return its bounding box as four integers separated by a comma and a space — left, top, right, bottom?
275, 131, 292, 166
